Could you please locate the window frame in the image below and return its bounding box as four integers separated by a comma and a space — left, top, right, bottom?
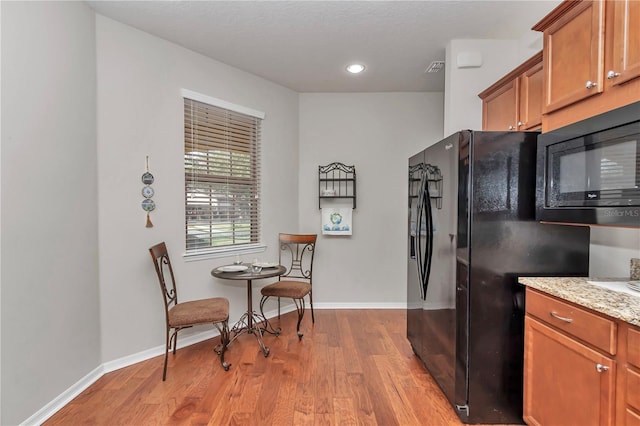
182, 89, 265, 261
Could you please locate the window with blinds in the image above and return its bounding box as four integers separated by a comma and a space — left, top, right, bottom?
184, 96, 262, 254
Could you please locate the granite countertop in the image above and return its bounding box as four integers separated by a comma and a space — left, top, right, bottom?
518, 276, 640, 326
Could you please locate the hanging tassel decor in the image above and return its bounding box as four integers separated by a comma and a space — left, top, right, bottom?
141, 156, 155, 228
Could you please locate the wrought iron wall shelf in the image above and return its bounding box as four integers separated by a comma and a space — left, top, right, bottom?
318, 162, 356, 209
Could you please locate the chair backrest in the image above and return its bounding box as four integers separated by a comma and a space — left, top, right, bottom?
149, 242, 178, 321
278, 233, 317, 284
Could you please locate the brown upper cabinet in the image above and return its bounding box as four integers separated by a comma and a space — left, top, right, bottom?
533, 0, 640, 131
535, 1, 605, 113
610, 0, 640, 86
479, 52, 543, 131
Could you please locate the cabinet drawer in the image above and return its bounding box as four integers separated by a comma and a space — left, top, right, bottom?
526, 289, 617, 354
628, 326, 640, 368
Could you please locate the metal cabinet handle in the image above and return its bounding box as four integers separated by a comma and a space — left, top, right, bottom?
606, 70, 620, 79
508, 125, 515, 130
517, 121, 524, 127
585, 80, 597, 89
550, 311, 573, 323
596, 363, 609, 373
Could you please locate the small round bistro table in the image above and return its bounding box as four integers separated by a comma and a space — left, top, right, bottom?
211, 264, 285, 357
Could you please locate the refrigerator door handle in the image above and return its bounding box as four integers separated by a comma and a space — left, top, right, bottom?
415, 177, 425, 297
423, 176, 434, 300
415, 170, 434, 301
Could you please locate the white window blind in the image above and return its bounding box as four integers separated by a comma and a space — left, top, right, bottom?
184, 97, 262, 254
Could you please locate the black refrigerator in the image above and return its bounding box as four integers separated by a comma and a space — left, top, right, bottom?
407, 130, 590, 424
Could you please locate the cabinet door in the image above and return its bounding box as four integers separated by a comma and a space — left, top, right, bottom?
482, 79, 517, 131
524, 316, 616, 426
543, 0, 605, 113
518, 61, 543, 130
626, 326, 640, 424
610, 0, 640, 86
627, 409, 640, 426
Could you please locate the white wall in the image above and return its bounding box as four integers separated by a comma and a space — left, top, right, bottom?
96, 16, 300, 363
298, 93, 444, 306
1, 2, 100, 425
444, 39, 521, 137
517, 29, 545, 60
442, 6, 554, 137
590, 228, 640, 277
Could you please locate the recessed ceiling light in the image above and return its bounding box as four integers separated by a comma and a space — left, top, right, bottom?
346, 63, 365, 74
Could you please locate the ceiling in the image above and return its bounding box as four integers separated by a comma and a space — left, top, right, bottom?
86, 0, 560, 93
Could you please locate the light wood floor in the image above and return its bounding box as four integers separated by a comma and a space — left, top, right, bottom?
44, 310, 490, 425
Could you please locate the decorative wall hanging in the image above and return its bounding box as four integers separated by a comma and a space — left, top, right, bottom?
322, 207, 352, 235
141, 156, 155, 227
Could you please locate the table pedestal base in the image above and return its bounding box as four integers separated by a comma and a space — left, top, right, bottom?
228, 311, 270, 357
210, 267, 286, 357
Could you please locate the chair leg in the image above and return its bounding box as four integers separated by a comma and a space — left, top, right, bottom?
294, 297, 306, 341
259, 295, 281, 336
309, 290, 315, 324
163, 327, 170, 381
171, 329, 178, 354
215, 320, 231, 371
277, 297, 281, 320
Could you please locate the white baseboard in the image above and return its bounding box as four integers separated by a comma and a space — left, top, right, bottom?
101, 328, 218, 374
21, 302, 404, 425
20, 365, 105, 426
313, 302, 406, 309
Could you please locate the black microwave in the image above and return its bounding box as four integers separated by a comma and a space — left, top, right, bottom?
536, 101, 640, 227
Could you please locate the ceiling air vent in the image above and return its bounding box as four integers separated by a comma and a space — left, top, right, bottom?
425, 61, 445, 73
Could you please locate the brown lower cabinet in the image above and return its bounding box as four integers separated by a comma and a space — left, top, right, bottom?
524, 288, 640, 425
625, 326, 640, 426
524, 316, 616, 426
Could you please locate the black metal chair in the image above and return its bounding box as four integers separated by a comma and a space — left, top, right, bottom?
260, 233, 317, 340
149, 242, 231, 380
